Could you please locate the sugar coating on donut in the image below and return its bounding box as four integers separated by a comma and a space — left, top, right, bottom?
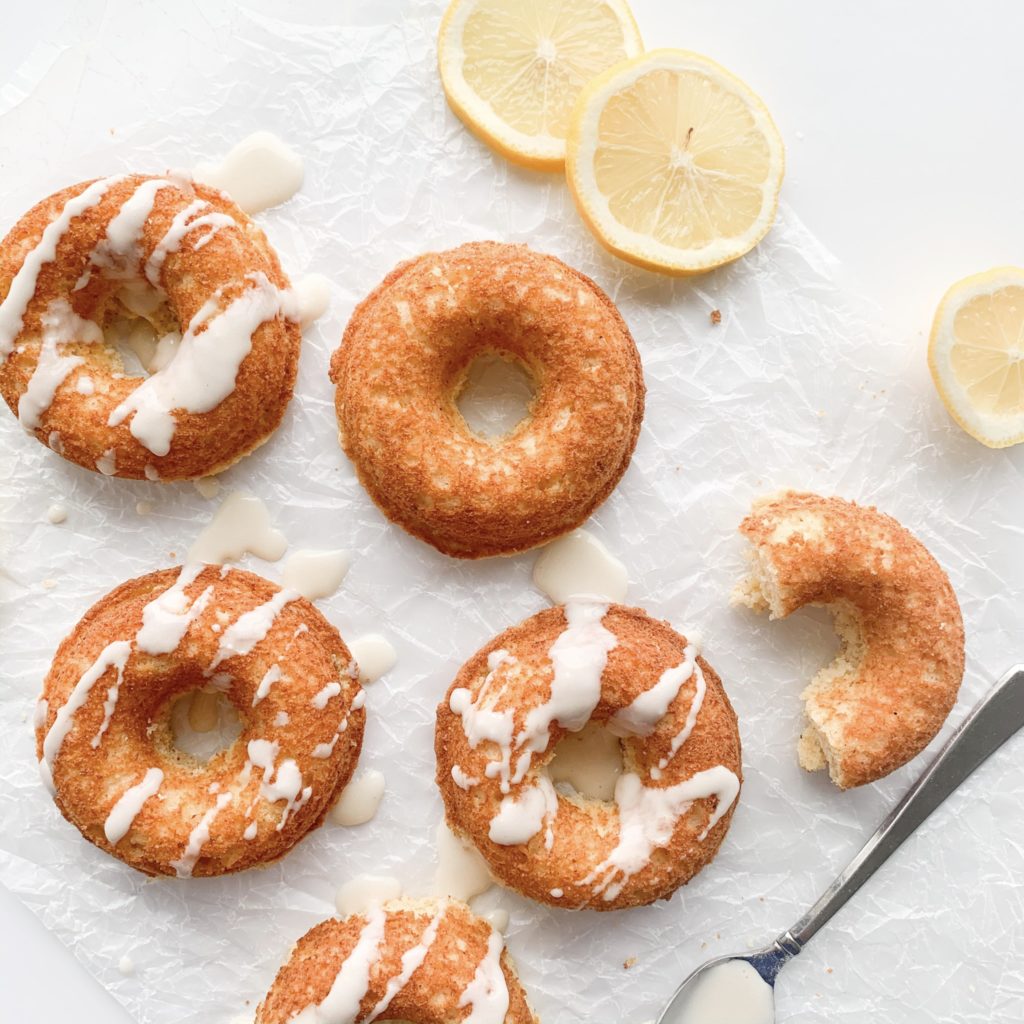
0, 175, 302, 479
35, 565, 365, 877
255, 898, 538, 1024
735, 490, 965, 789
331, 241, 645, 558
435, 601, 742, 912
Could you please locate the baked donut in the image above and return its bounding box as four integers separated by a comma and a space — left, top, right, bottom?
330, 241, 644, 558
734, 490, 965, 789
0, 174, 300, 479
35, 565, 364, 876
435, 600, 741, 911
256, 898, 538, 1024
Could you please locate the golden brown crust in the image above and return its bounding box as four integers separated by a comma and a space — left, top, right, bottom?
0, 175, 300, 479
435, 604, 742, 911
36, 566, 364, 876
330, 241, 645, 558
736, 490, 965, 789
256, 899, 538, 1024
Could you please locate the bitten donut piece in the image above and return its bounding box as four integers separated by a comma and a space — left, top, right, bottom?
435, 601, 742, 911
330, 241, 645, 558
256, 898, 538, 1024
35, 566, 365, 876
0, 174, 300, 479
735, 490, 965, 789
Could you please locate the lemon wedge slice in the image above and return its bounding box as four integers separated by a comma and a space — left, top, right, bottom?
928, 267, 1024, 448
438, 0, 643, 170
566, 49, 785, 274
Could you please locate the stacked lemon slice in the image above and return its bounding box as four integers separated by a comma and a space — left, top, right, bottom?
439, 0, 784, 274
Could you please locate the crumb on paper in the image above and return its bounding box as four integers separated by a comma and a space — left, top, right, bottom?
826, 967, 834, 974
623, 957, 637, 970
710, 308, 722, 325
41, 578, 58, 590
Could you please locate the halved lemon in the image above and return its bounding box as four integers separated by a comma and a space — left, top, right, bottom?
438, 0, 643, 171
566, 49, 785, 275
928, 267, 1024, 448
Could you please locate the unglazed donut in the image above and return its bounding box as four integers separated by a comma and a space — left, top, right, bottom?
330, 242, 645, 558
256, 898, 538, 1024
0, 174, 300, 479
435, 600, 741, 911
734, 490, 965, 789
35, 565, 364, 876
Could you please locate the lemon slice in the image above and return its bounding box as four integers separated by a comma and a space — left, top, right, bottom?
438, 0, 643, 170
566, 49, 785, 275
928, 267, 1024, 448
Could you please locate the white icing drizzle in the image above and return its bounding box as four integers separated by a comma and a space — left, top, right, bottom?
611, 644, 699, 738
313, 689, 366, 759
243, 821, 258, 841
330, 769, 385, 826
108, 272, 294, 456
40, 640, 132, 793
193, 132, 304, 215
433, 821, 494, 902
282, 548, 351, 601
143, 198, 235, 286
366, 906, 446, 1021
448, 650, 517, 790
274, 710, 290, 727
91, 667, 125, 748
488, 775, 558, 849
532, 529, 628, 604
580, 766, 740, 901
209, 588, 299, 670
188, 490, 287, 565
92, 178, 174, 273
136, 564, 212, 655
103, 767, 164, 845
243, 737, 312, 831
252, 664, 283, 705
451, 765, 479, 790
18, 299, 103, 430
95, 447, 117, 475
170, 790, 233, 877
312, 681, 342, 709
0, 175, 126, 361
348, 634, 397, 684
46, 504, 67, 524
458, 928, 510, 1024
75, 375, 94, 394
291, 904, 386, 1024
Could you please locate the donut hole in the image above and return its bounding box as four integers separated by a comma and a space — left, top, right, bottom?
455, 352, 536, 439
100, 283, 181, 377
168, 687, 243, 763
545, 721, 624, 803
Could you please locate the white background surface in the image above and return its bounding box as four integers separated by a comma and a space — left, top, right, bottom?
1, 2, 1023, 1022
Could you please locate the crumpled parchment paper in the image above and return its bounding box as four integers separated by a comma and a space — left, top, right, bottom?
1, 3, 1023, 1023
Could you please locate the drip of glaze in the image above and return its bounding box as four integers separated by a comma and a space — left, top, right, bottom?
546, 721, 623, 802
348, 634, 397, 684
243, 738, 312, 831
252, 664, 283, 706
291, 904, 386, 1024
96, 448, 117, 476
457, 928, 509, 1024
75, 375, 94, 395
282, 548, 351, 601
610, 643, 699, 738
193, 476, 221, 499
0, 175, 126, 360
18, 299, 103, 430
312, 689, 366, 759
170, 790, 233, 877
532, 529, 628, 605
433, 821, 493, 902
482, 908, 509, 934
580, 766, 740, 902
194, 132, 304, 215
104, 767, 164, 845
331, 769, 385, 826
46, 504, 67, 524
209, 587, 299, 670
488, 775, 557, 848
188, 490, 287, 565
293, 274, 331, 328
670, 959, 775, 1024
108, 272, 294, 456
92, 178, 174, 273
335, 875, 401, 917
311, 681, 342, 709
39, 640, 132, 793
144, 198, 236, 287
135, 564, 212, 655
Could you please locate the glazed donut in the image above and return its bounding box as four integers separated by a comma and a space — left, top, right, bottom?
330, 241, 644, 558
256, 898, 537, 1024
0, 174, 300, 479
35, 565, 364, 876
435, 600, 741, 911
734, 490, 965, 789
